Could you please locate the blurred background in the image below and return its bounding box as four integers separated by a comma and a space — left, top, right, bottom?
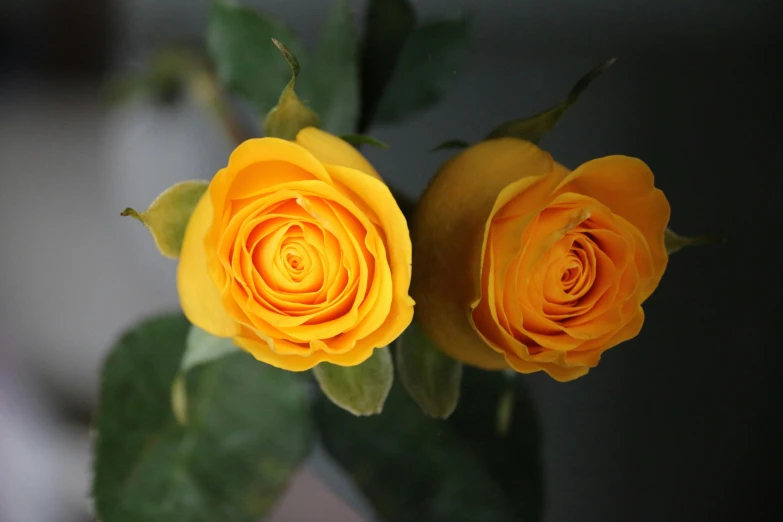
1, 0, 780, 521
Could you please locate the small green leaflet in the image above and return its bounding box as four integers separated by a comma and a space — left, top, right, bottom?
312, 347, 394, 416
485, 58, 616, 143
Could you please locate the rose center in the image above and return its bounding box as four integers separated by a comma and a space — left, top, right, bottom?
279, 242, 310, 280
561, 261, 581, 288
558, 238, 594, 298
271, 229, 317, 285
286, 253, 303, 271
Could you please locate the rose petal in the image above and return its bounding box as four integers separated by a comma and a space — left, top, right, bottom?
296, 127, 381, 180
326, 165, 414, 350
177, 192, 239, 337
555, 155, 670, 298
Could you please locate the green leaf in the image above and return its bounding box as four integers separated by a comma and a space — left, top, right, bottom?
307, 0, 360, 135
339, 133, 389, 149
314, 366, 543, 522
121, 180, 208, 258
181, 325, 239, 374
93, 314, 312, 522
264, 39, 320, 140
432, 138, 470, 151
312, 347, 393, 416
374, 17, 471, 124
207, 0, 308, 115
485, 58, 616, 143
172, 326, 241, 425
396, 321, 462, 419
665, 228, 724, 254
358, 0, 417, 131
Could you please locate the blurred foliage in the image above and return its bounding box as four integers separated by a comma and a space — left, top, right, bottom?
397, 320, 462, 419
307, 0, 361, 135
109, 0, 471, 138
315, 365, 544, 522
373, 16, 471, 125
105, 47, 206, 107
358, 0, 416, 130
359, 0, 470, 130
92, 314, 312, 522
180, 325, 240, 375
207, 0, 307, 117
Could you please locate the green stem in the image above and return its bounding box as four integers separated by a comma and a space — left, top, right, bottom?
189, 69, 249, 146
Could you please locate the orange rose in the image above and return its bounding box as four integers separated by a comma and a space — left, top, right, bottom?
178, 127, 414, 370
412, 138, 670, 381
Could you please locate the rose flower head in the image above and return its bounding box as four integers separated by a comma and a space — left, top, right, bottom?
412, 138, 670, 381
178, 128, 414, 370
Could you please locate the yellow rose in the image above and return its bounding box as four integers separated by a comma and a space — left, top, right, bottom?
178, 127, 414, 370
412, 139, 670, 381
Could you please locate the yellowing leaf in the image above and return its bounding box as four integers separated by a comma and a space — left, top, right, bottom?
122, 180, 208, 258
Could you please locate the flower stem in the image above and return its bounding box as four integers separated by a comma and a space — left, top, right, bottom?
189, 69, 249, 146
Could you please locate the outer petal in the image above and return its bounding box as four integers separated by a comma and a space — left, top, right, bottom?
555, 156, 670, 298
326, 164, 415, 349
411, 138, 564, 369
506, 353, 590, 382
235, 327, 379, 371
564, 307, 645, 367
295, 127, 381, 180
177, 192, 239, 337
211, 138, 332, 218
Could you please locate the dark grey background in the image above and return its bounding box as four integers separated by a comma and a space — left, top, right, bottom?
1, 0, 779, 521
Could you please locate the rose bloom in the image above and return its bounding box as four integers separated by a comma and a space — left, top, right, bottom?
178, 127, 414, 370
412, 139, 670, 381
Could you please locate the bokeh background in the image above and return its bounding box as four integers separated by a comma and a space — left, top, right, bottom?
1, 0, 780, 521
